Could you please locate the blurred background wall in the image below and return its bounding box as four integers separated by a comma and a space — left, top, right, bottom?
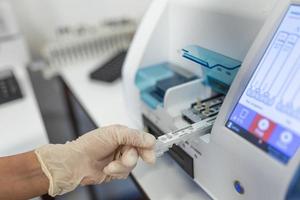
9, 0, 152, 58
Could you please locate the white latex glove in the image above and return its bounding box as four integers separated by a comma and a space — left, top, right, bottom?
35, 125, 156, 197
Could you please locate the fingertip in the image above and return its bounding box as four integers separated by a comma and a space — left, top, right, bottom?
147, 152, 156, 165
139, 149, 156, 164
121, 148, 138, 168
143, 133, 156, 148
103, 163, 113, 175
103, 161, 125, 175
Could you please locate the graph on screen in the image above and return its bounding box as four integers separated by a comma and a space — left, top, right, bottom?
246, 30, 300, 120
227, 5, 300, 163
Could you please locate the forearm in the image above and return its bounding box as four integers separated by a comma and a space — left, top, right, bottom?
0, 151, 49, 200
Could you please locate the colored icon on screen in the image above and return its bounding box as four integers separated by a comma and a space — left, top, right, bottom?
258, 119, 270, 132
249, 115, 276, 142
280, 131, 293, 144
240, 109, 249, 119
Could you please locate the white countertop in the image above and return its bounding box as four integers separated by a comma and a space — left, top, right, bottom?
0, 64, 48, 157
60, 56, 211, 200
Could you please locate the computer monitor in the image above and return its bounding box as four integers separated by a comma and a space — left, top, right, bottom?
226, 4, 300, 164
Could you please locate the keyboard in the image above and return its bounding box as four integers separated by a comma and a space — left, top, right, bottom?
90, 50, 127, 82
0, 69, 23, 105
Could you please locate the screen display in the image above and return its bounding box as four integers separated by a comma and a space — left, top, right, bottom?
227, 5, 300, 164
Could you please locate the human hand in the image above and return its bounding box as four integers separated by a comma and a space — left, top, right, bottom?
35, 125, 156, 196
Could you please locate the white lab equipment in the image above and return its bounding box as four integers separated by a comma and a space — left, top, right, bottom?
155, 115, 216, 157
123, 0, 300, 199
41, 19, 136, 78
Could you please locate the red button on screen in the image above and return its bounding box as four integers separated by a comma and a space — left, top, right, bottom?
249, 114, 276, 142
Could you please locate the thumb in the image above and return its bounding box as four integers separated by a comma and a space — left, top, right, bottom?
109, 125, 156, 148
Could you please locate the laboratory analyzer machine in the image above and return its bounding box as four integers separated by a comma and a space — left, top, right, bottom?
123, 0, 300, 199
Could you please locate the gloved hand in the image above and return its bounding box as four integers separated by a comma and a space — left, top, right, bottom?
35, 125, 156, 197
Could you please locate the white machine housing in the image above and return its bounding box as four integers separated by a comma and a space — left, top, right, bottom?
122, 0, 300, 199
